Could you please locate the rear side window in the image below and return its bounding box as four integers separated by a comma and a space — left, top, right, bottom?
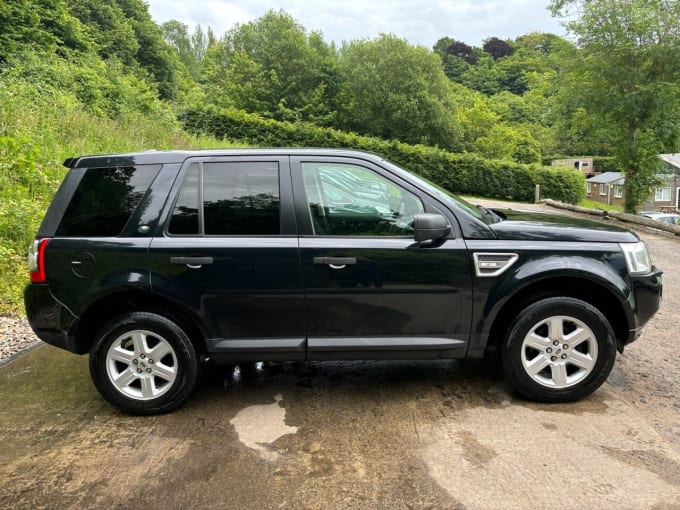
57, 165, 161, 237
168, 161, 280, 236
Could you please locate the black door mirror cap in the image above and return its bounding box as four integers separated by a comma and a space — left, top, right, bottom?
413, 213, 451, 242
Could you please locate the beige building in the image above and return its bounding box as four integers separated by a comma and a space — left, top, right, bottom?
552, 158, 595, 177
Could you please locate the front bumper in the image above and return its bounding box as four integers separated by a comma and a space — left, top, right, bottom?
624, 268, 663, 345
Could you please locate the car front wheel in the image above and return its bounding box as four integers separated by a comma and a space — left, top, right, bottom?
502, 297, 617, 402
89, 312, 199, 414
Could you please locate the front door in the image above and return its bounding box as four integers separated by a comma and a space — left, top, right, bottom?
291, 157, 473, 360
149, 156, 305, 361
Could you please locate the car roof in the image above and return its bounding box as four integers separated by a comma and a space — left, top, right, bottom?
63, 148, 385, 169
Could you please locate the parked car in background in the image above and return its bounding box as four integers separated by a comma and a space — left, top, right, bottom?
637, 211, 680, 225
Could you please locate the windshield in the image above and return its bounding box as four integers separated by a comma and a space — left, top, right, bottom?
381, 159, 492, 224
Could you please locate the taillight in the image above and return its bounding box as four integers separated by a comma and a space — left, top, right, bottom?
29, 238, 50, 283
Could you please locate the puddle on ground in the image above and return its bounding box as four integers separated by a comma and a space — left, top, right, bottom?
229, 393, 298, 461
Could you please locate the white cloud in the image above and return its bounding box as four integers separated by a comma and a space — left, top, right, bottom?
146, 0, 565, 48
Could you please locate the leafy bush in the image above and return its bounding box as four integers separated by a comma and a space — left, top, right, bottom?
1, 51, 174, 121
181, 106, 584, 203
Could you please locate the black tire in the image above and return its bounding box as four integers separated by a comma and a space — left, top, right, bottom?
502, 297, 616, 403
89, 312, 199, 415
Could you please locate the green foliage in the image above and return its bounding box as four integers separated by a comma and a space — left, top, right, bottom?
201, 10, 338, 125
534, 165, 585, 205
0, 244, 27, 315
1, 0, 179, 101
449, 84, 542, 163
0, 0, 91, 59
2, 50, 173, 120
162, 20, 212, 81
0, 66, 236, 315
69, 0, 139, 64
113, 0, 180, 100
181, 106, 583, 205
337, 34, 462, 151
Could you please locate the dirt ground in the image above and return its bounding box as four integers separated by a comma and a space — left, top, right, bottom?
1, 200, 678, 510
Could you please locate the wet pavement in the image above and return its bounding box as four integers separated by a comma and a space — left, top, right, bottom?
2, 346, 679, 509
2, 201, 680, 509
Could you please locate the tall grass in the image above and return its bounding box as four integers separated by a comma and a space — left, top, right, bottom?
0, 78, 237, 315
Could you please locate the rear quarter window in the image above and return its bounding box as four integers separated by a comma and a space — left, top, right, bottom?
56, 165, 161, 237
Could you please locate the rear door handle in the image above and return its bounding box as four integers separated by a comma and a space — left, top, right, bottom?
313, 257, 357, 269
170, 256, 213, 269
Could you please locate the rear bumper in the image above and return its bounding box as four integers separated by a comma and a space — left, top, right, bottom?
24, 284, 84, 354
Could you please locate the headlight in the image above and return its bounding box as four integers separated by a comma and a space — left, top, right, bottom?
620, 241, 652, 274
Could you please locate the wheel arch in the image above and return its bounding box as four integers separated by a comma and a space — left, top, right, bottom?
485, 275, 631, 355
71, 290, 208, 356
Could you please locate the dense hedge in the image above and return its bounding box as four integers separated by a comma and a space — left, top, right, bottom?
181, 107, 585, 204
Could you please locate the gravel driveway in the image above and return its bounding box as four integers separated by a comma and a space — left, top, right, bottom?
0, 316, 39, 365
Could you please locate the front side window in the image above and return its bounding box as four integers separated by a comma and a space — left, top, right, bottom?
599, 184, 607, 196
302, 162, 424, 236
57, 165, 161, 237
586, 182, 592, 194
614, 184, 623, 198
168, 161, 280, 236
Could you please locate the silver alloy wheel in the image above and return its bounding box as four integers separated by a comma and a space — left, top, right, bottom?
520, 315, 598, 389
105, 329, 178, 401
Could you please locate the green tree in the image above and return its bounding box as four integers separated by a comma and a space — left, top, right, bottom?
162, 20, 212, 81
69, 0, 138, 64
201, 10, 337, 124
337, 34, 461, 150
460, 54, 501, 95
113, 0, 180, 100
550, 0, 680, 212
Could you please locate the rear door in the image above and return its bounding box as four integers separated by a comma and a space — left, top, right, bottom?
291, 156, 473, 360
149, 156, 306, 361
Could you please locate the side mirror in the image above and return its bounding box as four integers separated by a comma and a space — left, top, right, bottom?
413, 213, 451, 242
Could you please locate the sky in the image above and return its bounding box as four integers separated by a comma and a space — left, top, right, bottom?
145, 0, 567, 48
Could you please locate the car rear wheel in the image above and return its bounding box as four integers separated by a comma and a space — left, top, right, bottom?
89, 312, 199, 414
502, 297, 616, 402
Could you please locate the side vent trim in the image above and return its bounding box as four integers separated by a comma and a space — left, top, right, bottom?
473, 252, 519, 278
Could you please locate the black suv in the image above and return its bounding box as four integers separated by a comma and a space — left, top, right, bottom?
24, 149, 662, 414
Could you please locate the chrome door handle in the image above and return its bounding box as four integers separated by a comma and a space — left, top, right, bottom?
313, 257, 357, 268
170, 256, 213, 269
